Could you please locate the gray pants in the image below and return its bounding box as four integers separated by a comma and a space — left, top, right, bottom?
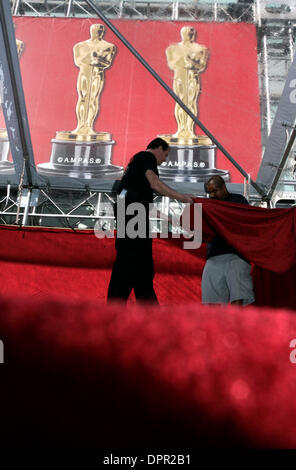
202, 253, 255, 305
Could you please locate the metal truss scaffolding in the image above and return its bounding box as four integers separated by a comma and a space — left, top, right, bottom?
10, 1, 256, 22
0, 185, 198, 232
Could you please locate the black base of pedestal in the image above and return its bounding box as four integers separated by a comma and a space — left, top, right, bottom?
158, 144, 229, 182
37, 162, 123, 179
0, 161, 14, 174
159, 167, 230, 183
37, 138, 123, 180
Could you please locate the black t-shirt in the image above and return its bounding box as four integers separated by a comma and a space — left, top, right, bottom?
116, 151, 159, 207
114, 151, 159, 251
207, 193, 249, 259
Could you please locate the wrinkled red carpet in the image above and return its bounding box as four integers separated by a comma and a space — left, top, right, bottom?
1, 226, 296, 449
1, 294, 296, 448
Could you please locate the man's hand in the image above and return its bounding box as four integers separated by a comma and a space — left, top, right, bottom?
145, 170, 195, 203
179, 194, 194, 204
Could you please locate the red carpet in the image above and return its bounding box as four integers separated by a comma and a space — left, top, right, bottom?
0, 225, 296, 449
0, 225, 206, 305
1, 205, 296, 310
1, 294, 296, 448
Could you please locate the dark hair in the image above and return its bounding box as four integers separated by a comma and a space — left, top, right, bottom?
204, 175, 226, 192
146, 137, 169, 151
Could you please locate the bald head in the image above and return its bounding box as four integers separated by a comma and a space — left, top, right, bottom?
205, 176, 228, 200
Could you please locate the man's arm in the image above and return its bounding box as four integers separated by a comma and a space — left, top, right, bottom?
145, 169, 193, 203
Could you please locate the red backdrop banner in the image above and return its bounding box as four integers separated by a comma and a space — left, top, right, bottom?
9, 17, 261, 182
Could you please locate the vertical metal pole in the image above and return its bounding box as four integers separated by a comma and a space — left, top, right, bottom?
252, 1, 256, 23
267, 127, 296, 200
12, 0, 21, 16
263, 34, 271, 136
95, 192, 102, 217
289, 27, 294, 64
257, 0, 271, 137
243, 173, 250, 201
22, 188, 32, 226
214, 2, 217, 22
161, 196, 170, 216
172, 1, 179, 21
160, 196, 170, 234
66, 0, 74, 17
255, 0, 260, 24
119, 1, 124, 18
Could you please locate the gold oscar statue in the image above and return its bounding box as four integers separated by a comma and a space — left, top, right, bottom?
0, 30, 24, 172
162, 26, 210, 146
57, 23, 116, 141
158, 26, 229, 182
39, 24, 123, 179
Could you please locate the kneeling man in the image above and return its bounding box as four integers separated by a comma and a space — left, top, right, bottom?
202, 176, 255, 306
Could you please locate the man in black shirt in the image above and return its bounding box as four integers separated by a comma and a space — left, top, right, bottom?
107, 137, 193, 303
202, 175, 255, 306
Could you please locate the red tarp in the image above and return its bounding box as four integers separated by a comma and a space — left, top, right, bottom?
188, 197, 296, 273
188, 198, 296, 309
